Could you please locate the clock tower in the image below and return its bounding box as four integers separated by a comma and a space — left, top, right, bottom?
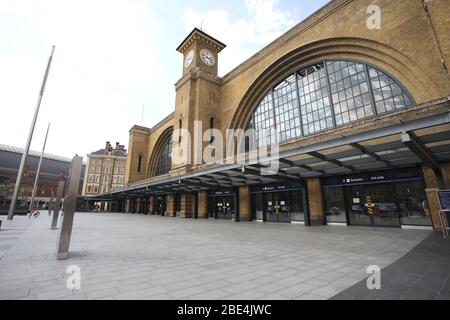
172, 29, 226, 176
176, 28, 226, 77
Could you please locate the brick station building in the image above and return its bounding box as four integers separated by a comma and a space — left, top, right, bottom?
0, 144, 85, 213
86, 0, 450, 230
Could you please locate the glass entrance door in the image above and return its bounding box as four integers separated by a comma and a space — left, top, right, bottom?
174, 194, 181, 217
396, 180, 431, 226
347, 185, 400, 227
156, 196, 166, 216
265, 192, 291, 223
252, 190, 306, 223
208, 196, 235, 220
253, 194, 264, 221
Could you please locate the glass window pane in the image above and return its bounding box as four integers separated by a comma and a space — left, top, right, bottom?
247, 61, 413, 144
324, 187, 347, 223
156, 137, 172, 176
396, 180, 431, 226
327, 61, 374, 126
368, 66, 413, 114
297, 63, 333, 135
272, 74, 301, 143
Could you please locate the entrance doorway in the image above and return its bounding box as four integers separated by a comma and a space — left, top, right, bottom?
208, 195, 235, 220
347, 185, 400, 227
175, 194, 181, 217
265, 192, 291, 223
252, 187, 307, 223
323, 168, 431, 227
156, 196, 166, 216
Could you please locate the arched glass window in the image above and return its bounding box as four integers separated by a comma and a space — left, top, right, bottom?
247, 60, 413, 145
155, 136, 172, 176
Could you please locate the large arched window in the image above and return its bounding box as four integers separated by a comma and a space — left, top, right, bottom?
247, 60, 414, 145
155, 135, 172, 176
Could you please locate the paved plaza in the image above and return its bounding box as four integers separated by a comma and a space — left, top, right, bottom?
333, 232, 450, 300
0, 213, 434, 300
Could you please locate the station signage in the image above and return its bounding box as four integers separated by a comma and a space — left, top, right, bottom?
261, 185, 286, 192
322, 167, 422, 187
252, 182, 304, 194
209, 190, 234, 196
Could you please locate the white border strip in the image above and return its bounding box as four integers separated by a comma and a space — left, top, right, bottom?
327, 222, 347, 226
401, 225, 433, 231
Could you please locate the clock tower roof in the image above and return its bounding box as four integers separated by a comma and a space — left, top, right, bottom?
176, 28, 226, 54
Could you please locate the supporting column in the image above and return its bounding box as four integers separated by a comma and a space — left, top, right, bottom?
48, 196, 54, 216
136, 198, 141, 214
198, 192, 207, 219
148, 196, 155, 215
306, 178, 325, 226
143, 198, 148, 215
440, 163, 450, 188
239, 186, 251, 222
131, 198, 136, 214
180, 193, 195, 218
124, 199, 130, 213
422, 166, 443, 231
166, 194, 175, 217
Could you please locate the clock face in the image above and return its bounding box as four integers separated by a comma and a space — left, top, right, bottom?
200, 49, 215, 66
184, 50, 194, 68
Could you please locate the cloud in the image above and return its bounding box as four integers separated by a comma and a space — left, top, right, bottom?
0, 0, 162, 157
183, 0, 300, 76
0, 0, 302, 159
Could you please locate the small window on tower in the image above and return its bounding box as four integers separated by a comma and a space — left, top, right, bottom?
137, 154, 143, 173
178, 119, 183, 143
210, 117, 215, 143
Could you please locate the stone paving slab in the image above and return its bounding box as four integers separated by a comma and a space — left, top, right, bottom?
331, 232, 450, 300
0, 216, 32, 259
0, 212, 432, 300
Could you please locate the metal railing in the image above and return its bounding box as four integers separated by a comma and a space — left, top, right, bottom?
439, 210, 450, 239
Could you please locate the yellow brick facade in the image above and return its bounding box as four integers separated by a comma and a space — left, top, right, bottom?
120, 0, 450, 230
126, 0, 450, 185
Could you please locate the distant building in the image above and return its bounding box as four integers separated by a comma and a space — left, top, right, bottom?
82, 142, 127, 196
0, 144, 85, 213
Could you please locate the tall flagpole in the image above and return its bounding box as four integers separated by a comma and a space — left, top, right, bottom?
29, 122, 51, 211
8, 45, 55, 220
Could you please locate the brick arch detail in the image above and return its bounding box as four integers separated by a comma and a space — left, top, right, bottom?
229, 37, 439, 131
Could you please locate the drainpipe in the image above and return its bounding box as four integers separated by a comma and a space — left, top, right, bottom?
422, 0, 449, 78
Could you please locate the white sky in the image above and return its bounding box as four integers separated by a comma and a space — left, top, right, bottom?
0, 0, 329, 159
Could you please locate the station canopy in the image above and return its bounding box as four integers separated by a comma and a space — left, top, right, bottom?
87, 100, 450, 201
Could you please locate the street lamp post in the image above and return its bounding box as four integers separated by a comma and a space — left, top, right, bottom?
29, 122, 51, 211
7, 45, 55, 220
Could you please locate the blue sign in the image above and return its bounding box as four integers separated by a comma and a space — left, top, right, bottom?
322, 167, 422, 187
208, 190, 234, 196
438, 190, 450, 211
251, 182, 304, 194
